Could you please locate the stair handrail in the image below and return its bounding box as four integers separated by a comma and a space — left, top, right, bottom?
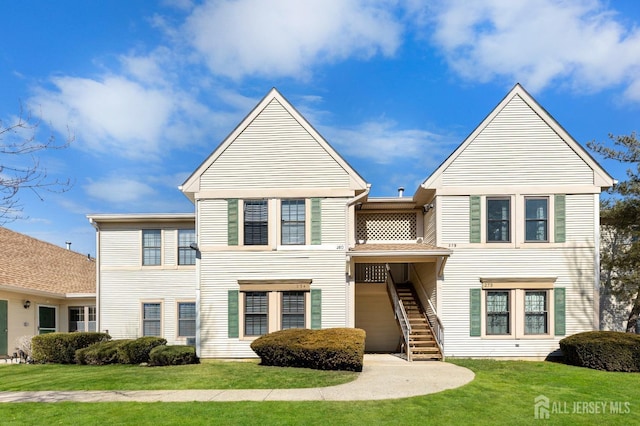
409, 264, 445, 357
385, 263, 412, 361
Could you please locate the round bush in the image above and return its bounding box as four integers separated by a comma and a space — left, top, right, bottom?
250, 328, 366, 372
560, 331, 640, 372
149, 345, 199, 366
117, 336, 167, 364
76, 340, 132, 365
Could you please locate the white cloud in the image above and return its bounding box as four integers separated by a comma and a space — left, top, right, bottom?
322, 119, 452, 167
31, 76, 175, 159
183, 0, 402, 79
84, 176, 156, 204
427, 0, 640, 98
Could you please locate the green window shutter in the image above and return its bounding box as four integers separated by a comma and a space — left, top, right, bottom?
554, 194, 566, 243
228, 290, 239, 338
311, 198, 322, 245
469, 196, 481, 243
554, 288, 566, 336
310, 289, 322, 329
227, 199, 239, 246
470, 288, 481, 337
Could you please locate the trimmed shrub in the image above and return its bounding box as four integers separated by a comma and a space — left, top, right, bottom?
31, 332, 110, 364
117, 336, 167, 364
560, 331, 640, 372
149, 345, 199, 366
250, 328, 366, 372
76, 340, 132, 365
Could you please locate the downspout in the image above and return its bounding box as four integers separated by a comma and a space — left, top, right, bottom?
195, 199, 202, 358
344, 184, 371, 327
88, 218, 101, 334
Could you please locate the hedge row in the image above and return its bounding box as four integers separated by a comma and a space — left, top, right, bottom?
250, 328, 366, 372
32, 332, 110, 364
560, 331, 640, 372
32, 333, 198, 366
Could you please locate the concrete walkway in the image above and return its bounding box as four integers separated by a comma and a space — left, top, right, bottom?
0, 355, 474, 403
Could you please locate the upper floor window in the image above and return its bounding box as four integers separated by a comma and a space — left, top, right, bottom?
525, 197, 548, 242
282, 199, 305, 245
244, 200, 268, 245
178, 229, 196, 265
142, 229, 161, 265
487, 198, 510, 242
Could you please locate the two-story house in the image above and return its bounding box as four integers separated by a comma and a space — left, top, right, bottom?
88, 84, 614, 360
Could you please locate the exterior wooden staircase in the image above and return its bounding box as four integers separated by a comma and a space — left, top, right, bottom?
396, 283, 442, 361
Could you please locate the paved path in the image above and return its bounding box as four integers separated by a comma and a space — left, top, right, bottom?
0, 355, 474, 403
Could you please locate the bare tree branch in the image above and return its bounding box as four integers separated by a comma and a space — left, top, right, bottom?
0, 103, 74, 223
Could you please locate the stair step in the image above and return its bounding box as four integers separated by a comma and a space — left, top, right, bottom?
411, 354, 442, 361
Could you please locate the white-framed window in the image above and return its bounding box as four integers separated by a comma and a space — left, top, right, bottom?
142, 302, 162, 336
177, 302, 196, 337
244, 292, 268, 336
477, 281, 555, 339
487, 197, 510, 242
524, 291, 548, 334
178, 229, 196, 265
237, 282, 312, 338
142, 229, 161, 265
525, 197, 549, 242
244, 200, 268, 245
281, 291, 305, 329
69, 306, 96, 332
281, 199, 305, 245
486, 291, 510, 335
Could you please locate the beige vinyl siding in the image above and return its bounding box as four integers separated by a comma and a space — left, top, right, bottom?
200, 99, 351, 190
199, 199, 228, 246
440, 247, 595, 358
438, 196, 469, 245
424, 208, 437, 245
321, 198, 348, 244
441, 95, 593, 187
99, 228, 140, 268
99, 269, 195, 343
412, 262, 437, 311
566, 194, 596, 244
198, 249, 347, 358
163, 230, 177, 266
96, 222, 196, 345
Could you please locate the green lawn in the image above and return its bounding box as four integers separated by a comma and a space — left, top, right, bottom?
0, 359, 357, 390
0, 359, 638, 425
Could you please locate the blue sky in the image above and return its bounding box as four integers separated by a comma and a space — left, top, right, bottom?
1, 0, 639, 257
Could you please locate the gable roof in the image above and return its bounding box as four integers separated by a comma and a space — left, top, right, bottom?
415, 83, 615, 201
180, 88, 368, 198
0, 227, 95, 297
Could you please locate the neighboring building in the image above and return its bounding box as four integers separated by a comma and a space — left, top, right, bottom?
0, 227, 96, 357
88, 84, 614, 360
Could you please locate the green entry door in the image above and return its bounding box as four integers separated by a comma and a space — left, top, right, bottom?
38, 306, 57, 334
0, 300, 7, 355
